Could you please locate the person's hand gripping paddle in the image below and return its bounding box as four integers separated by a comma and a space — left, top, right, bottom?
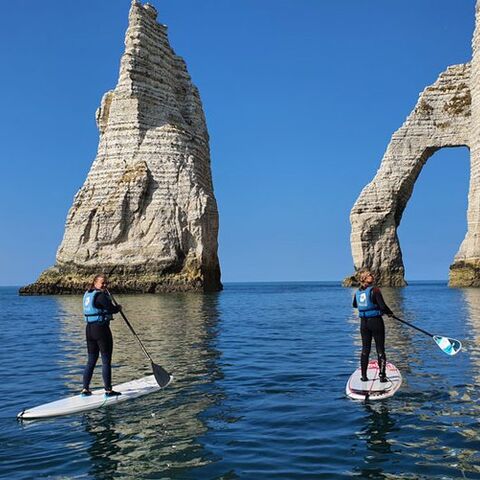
107, 289, 172, 387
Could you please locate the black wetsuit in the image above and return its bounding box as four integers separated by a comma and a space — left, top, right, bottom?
353, 287, 393, 379
82, 290, 121, 391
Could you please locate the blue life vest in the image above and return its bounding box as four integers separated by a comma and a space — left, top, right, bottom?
83, 290, 113, 323
355, 287, 382, 318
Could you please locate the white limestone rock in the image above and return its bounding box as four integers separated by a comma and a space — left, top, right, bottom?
21, 1, 221, 294
345, 3, 480, 287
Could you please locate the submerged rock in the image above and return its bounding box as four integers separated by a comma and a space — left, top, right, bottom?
21, 1, 221, 294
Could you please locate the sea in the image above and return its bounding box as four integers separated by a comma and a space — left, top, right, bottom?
1, 282, 480, 480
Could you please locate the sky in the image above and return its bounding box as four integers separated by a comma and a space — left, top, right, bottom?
0, 0, 475, 286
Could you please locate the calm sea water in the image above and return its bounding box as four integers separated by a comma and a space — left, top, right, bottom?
1, 282, 480, 479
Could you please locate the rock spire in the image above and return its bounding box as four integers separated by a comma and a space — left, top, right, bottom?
345, 1, 480, 287
21, 1, 221, 294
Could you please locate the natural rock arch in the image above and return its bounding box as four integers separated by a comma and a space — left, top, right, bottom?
345, 1, 480, 287
345, 64, 471, 286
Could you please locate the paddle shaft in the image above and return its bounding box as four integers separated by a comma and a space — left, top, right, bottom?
107, 290, 155, 364
391, 314, 433, 338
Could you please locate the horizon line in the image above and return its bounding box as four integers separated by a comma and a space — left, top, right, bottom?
0, 279, 451, 289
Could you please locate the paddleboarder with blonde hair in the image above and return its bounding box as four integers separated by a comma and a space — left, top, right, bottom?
81, 274, 123, 397
352, 270, 393, 383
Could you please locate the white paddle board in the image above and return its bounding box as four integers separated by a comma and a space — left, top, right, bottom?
17, 374, 172, 420
346, 360, 402, 401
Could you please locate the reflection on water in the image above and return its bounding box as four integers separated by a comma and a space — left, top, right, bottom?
2, 283, 480, 479
354, 404, 396, 479
340, 284, 480, 479
83, 410, 121, 479
462, 288, 480, 358
54, 292, 223, 478
362, 404, 395, 455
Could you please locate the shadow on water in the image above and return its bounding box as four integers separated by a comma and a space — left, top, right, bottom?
52, 292, 225, 479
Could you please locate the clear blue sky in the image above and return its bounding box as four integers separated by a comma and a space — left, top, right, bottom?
0, 0, 475, 285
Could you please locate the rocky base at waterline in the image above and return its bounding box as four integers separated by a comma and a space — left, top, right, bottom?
19, 264, 222, 295
449, 260, 480, 287
342, 269, 407, 288
21, 1, 222, 297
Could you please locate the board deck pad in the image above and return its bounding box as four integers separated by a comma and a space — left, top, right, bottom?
346, 360, 402, 401
17, 374, 172, 420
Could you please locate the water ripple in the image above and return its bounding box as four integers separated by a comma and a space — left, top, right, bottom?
1, 284, 480, 479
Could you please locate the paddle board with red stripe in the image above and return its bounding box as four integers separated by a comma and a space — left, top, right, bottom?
346, 360, 402, 401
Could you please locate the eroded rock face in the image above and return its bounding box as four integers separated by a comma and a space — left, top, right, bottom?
345, 1, 480, 287
21, 0, 221, 294
452, 1, 480, 287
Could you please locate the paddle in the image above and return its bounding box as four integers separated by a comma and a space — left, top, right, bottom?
390, 314, 462, 356
107, 289, 172, 387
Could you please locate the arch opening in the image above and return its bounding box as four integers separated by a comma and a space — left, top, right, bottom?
396, 146, 469, 281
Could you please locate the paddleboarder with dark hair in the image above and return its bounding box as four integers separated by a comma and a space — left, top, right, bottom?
81, 274, 123, 397
352, 270, 393, 383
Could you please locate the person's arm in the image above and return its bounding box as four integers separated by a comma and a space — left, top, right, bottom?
372, 288, 393, 315
94, 292, 121, 314
352, 295, 358, 308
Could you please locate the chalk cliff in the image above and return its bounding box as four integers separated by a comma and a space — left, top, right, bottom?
21, 1, 221, 294
345, 1, 480, 287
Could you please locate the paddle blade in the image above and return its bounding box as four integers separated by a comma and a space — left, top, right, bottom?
152, 362, 172, 388
433, 335, 462, 356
